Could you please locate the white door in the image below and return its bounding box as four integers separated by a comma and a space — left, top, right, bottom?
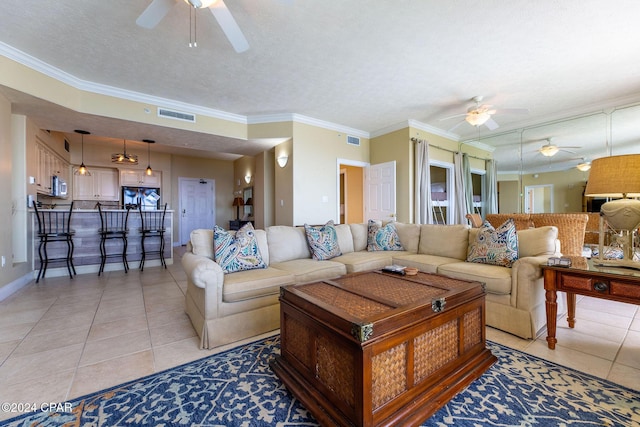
179, 177, 215, 245
365, 161, 396, 221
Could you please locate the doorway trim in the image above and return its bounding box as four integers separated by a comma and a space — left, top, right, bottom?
336, 158, 369, 223
524, 184, 554, 213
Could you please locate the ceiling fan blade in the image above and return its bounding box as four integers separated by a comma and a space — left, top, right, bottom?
560, 146, 581, 149
484, 117, 500, 131
439, 113, 467, 122
209, 0, 250, 53
447, 120, 467, 132
136, 0, 175, 29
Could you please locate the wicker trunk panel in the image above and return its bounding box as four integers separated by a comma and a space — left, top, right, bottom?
413, 319, 459, 383
298, 282, 391, 318
463, 307, 482, 352
334, 274, 447, 306
372, 342, 408, 409
316, 334, 355, 408
283, 314, 311, 368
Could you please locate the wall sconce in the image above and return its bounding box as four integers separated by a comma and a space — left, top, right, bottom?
245, 175, 251, 184
277, 155, 289, 168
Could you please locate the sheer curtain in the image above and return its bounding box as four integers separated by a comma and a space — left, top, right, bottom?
485, 159, 498, 215
414, 139, 433, 224
454, 152, 471, 224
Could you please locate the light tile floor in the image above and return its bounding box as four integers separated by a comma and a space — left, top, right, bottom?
0, 247, 639, 420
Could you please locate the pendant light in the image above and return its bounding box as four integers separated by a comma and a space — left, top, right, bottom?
74, 130, 91, 176
112, 138, 138, 165
143, 139, 155, 176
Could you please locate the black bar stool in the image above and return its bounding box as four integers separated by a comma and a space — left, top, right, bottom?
139, 203, 168, 271
97, 203, 131, 276
33, 201, 76, 283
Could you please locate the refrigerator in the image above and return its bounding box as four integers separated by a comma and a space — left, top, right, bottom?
122, 186, 161, 210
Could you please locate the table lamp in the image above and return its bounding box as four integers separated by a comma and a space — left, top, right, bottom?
232, 196, 244, 221
584, 154, 640, 268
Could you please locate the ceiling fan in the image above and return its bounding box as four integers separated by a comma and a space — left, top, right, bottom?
439, 96, 528, 132
537, 139, 581, 157
136, 0, 249, 53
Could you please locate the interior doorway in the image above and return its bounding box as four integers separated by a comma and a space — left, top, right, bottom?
178, 177, 215, 245
524, 184, 553, 213
337, 159, 366, 224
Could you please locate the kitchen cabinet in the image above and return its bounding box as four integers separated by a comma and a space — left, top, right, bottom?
120, 169, 161, 187
35, 139, 70, 195
73, 167, 119, 201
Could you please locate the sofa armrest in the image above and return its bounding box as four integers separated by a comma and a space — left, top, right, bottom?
510, 255, 553, 311
181, 251, 224, 290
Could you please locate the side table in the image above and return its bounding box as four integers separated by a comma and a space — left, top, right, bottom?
542, 257, 640, 349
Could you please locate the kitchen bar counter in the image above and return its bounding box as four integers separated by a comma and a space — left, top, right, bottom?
32, 209, 174, 276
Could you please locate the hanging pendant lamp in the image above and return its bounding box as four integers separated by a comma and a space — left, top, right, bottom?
143, 139, 155, 176
74, 129, 91, 176
112, 138, 138, 165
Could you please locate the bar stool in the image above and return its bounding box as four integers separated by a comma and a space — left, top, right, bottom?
97, 203, 131, 276
138, 203, 168, 271
33, 201, 76, 283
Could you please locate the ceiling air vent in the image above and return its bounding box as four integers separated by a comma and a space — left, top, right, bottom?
346, 135, 360, 146
157, 107, 196, 123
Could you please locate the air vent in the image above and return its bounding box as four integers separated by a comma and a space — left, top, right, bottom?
346, 135, 360, 146
157, 107, 196, 123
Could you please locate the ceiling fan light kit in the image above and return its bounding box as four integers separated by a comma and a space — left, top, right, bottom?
576, 162, 591, 171
112, 139, 139, 165
540, 144, 560, 157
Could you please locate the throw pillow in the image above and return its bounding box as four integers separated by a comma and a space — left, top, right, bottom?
467, 219, 519, 267
213, 223, 267, 274
367, 219, 405, 251
304, 221, 343, 260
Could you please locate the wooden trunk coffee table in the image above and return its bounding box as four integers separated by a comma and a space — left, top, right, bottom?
270, 270, 496, 427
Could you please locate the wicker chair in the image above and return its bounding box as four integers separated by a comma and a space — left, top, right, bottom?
530, 213, 589, 257
583, 212, 601, 245
465, 213, 483, 228
485, 213, 533, 231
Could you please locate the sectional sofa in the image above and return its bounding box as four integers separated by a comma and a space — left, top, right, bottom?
182, 221, 562, 349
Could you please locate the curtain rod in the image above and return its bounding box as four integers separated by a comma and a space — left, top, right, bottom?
410, 138, 490, 161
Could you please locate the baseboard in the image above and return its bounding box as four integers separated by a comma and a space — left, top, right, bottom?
0, 272, 34, 302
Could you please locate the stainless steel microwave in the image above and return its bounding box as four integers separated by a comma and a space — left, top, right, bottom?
51, 175, 68, 197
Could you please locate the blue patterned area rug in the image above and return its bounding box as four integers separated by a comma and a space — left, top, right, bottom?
1, 335, 639, 426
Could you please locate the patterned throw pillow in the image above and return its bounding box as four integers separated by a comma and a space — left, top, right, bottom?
467, 219, 519, 267
213, 223, 267, 274
367, 220, 405, 251
304, 221, 342, 260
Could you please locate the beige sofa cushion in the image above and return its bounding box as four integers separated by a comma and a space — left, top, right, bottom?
418, 224, 470, 260
517, 226, 558, 257
349, 223, 368, 252
438, 262, 512, 295
223, 267, 295, 303
190, 229, 214, 259
394, 223, 420, 253
392, 254, 461, 273
335, 224, 355, 254
267, 226, 311, 263
333, 251, 396, 274
270, 259, 347, 284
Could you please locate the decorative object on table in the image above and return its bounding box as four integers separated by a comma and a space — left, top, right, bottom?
404, 266, 419, 275
232, 195, 244, 221
111, 138, 138, 165
584, 154, 640, 269
547, 257, 572, 267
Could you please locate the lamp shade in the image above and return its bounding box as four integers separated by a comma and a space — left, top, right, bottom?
584, 154, 640, 198
232, 197, 244, 207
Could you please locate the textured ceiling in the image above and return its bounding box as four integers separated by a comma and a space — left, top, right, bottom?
1, 1, 640, 172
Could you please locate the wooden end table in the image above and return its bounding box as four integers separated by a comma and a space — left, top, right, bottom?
542, 256, 640, 350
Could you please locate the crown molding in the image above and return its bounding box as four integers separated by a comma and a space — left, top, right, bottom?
370, 119, 461, 141
248, 113, 369, 138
